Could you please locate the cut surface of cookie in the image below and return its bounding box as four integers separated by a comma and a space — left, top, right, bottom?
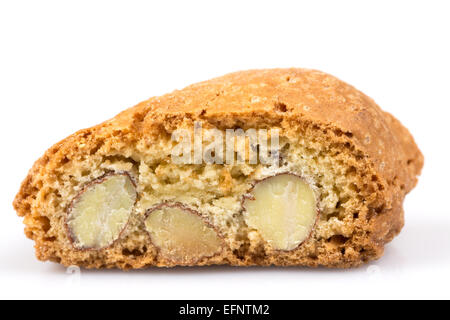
67, 173, 137, 249
243, 174, 317, 251
145, 204, 223, 264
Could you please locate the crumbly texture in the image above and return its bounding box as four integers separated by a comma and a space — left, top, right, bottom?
13, 68, 423, 269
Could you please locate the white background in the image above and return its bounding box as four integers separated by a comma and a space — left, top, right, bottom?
0, 0, 449, 300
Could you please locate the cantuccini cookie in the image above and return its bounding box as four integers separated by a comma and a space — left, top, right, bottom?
13, 68, 423, 268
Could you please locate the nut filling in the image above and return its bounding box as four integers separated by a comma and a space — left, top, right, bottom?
243, 174, 318, 251
67, 173, 137, 249
145, 204, 223, 264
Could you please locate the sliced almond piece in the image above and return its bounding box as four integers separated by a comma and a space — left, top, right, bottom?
243, 173, 318, 251
145, 203, 223, 264
67, 172, 137, 250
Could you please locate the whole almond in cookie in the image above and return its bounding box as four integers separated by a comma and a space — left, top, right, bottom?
145, 203, 223, 264
67, 173, 137, 250
243, 174, 318, 251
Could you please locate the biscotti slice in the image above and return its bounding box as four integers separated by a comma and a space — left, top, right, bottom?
13, 68, 423, 268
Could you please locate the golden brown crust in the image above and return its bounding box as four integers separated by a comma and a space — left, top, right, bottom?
13, 68, 423, 268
